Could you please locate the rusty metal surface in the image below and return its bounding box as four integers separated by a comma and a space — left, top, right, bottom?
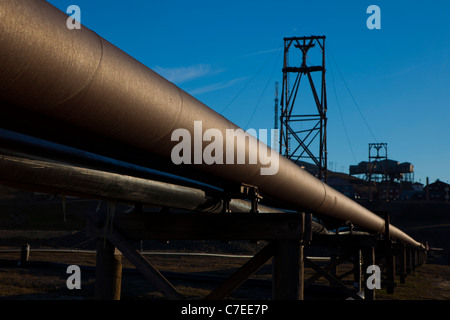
0, 0, 421, 247
0, 153, 288, 215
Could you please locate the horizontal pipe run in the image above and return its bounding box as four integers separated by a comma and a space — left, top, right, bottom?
0, 154, 281, 214
0, 0, 421, 247
0, 128, 222, 194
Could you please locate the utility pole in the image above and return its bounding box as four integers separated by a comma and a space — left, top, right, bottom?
274, 81, 279, 130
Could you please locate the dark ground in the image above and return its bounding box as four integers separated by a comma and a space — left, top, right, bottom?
0, 186, 449, 300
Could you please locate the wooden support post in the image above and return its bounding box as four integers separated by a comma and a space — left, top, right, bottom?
95, 239, 122, 300
330, 253, 338, 282
272, 239, 304, 300
363, 246, 376, 300
386, 251, 396, 294
304, 213, 313, 242
19, 243, 30, 267
105, 226, 185, 300
417, 248, 421, 267
419, 248, 426, 266
353, 249, 362, 291
399, 244, 406, 284
88, 216, 184, 300
416, 248, 420, 268
384, 211, 396, 294
406, 246, 412, 274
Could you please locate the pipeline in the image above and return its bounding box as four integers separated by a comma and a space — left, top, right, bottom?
0, 0, 421, 247
0, 153, 274, 214
0, 128, 222, 194
0, 152, 329, 234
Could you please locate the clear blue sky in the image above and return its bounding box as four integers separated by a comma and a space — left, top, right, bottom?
48, 0, 450, 184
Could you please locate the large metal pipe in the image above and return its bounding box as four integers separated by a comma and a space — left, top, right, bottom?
0, 153, 329, 234
0, 153, 275, 214
0, 128, 222, 193
0, 0, 421, 247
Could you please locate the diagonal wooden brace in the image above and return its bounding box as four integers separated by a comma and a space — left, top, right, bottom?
92, 221, 184, 300
205, 241, 275, 300
305, 257, 363, 300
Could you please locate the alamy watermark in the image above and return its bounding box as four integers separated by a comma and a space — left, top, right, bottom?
66, 5, 81, 29
171, 121, 280, 175
367, 5, 381, 30
64, 262, 381, 292
66, 264, 81, 290
66, 5, 381, 31
366, 264, 381, 290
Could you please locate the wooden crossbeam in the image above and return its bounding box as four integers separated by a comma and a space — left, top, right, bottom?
87, 210, 305, 300
311, 234, 378, 248
304, 257, 362, 300
304, 255, 345, 288
106, 211, 304, 241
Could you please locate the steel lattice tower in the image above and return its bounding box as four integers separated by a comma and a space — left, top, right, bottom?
279, 36, 328, 182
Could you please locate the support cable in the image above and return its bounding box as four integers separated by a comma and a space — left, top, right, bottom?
328, 62, 358, 164
220, 49, 280, 115
244, 50, 282, 129
328, 47, 378, 143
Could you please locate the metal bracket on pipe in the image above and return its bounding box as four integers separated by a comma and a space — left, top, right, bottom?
240, 184, 263, 213
222, 192, 232, 214
222, 183, 263, 214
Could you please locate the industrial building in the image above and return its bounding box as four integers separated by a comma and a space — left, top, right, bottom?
349, 159, 414, 183
425, 180, 450, 201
